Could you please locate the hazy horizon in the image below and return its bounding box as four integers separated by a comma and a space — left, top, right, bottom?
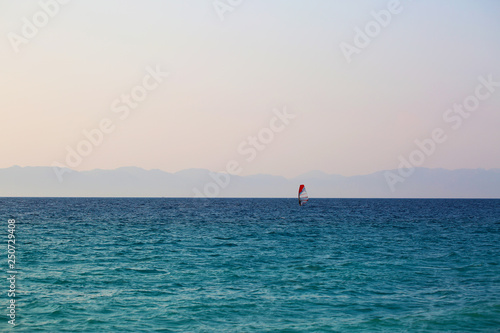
3, 164, 500, 179
1, 165, 499, 198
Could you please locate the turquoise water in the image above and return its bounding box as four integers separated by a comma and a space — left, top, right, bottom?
1, 198, 499, 332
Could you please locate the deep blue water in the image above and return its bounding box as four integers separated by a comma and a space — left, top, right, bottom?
1, 198, 499, 332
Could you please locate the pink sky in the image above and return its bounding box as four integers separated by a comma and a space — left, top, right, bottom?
1, 0, 499, 177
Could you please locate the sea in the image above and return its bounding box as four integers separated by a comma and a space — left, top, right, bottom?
0, 198, 499, 332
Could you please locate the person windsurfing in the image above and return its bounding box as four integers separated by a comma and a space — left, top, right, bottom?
298, 184, 309, 206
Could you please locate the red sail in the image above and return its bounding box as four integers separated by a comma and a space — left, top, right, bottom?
298, 184, 309, 206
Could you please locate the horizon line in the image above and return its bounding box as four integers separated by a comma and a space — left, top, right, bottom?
1, 196, 499, 200
3, 165, 500, 180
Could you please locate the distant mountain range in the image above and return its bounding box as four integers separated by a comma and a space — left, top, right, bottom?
0, 166, 499, 198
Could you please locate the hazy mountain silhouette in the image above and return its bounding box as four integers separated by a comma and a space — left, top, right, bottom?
1, 166, 499, 198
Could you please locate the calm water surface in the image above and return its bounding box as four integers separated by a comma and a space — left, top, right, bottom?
0, 198, 499, 332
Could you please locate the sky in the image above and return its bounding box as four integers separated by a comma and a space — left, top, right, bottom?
1, 0, 499, 178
